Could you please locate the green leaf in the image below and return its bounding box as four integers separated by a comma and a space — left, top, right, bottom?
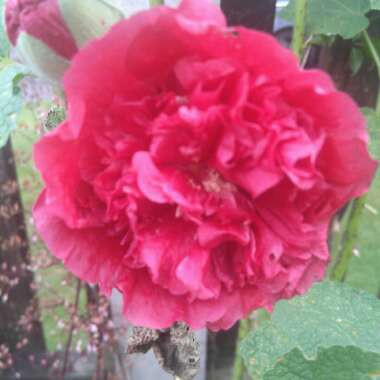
12, 72, 26, 95
0, 64, 25, 147
281, 0, 371, 39
371, 0, 380, 10
240, 282, 380, 380
264, 347, 380, 380
350, 47, 365, 75
310, 34, 337, 47
0, 0, 10, 57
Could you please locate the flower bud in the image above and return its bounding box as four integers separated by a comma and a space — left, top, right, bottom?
5, 0, 124, 82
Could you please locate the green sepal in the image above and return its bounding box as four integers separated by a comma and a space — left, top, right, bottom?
59, 0, 124, 49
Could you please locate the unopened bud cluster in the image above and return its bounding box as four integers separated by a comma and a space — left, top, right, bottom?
5, 0, 124, 82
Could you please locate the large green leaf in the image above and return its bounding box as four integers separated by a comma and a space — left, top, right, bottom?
281, 0, 372, 39
0, 64, 25, 147
264, 347, 380, 380
240, 282, 380, 380
0, 0, 10, 57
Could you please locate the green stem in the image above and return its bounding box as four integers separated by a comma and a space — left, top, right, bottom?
330, 196, 367, 282
328, 202, 354, 277
292, 0, 307, 59
150, 0, 164, 6
231, 318, 250, 380
330, 31, 380, 283
363, 30, 380, 116
363, 30, 380, 74
376, 84, 380, 117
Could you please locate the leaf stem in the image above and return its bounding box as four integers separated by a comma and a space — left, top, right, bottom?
328, 202, 354, 277
376, 84, 380, 117
330, 196, 367, 282
150, 0, 164, 6
363, 30, 380, 116
330, 31, 379, 283
363, 30, 380, 74
331, 31, 380, 282
231, 318, 250, 380
292, 0, 307, 59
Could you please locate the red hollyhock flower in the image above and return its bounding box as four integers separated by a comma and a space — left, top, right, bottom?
33, 0, 377, 330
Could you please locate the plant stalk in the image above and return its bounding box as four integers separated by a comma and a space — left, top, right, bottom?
150, 0, 164, 6
330, 31, 380, 282
60, 280, 82, 380
328, 202, 354, 277
292, 0, 307, 59
363, 30, 380, 116
231, 318, 251, 380
330, 196, 367, 282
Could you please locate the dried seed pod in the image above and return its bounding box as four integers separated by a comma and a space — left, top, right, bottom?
127, 323, 200, 380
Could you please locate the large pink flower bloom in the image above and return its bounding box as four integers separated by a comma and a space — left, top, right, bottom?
33, 0, 377, 330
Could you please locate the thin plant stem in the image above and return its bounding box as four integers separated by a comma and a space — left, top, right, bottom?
363, 30, 380, 116
150, 0, 164, 6
330, 31, 380, 283
328, 202, 354, 277
363, 30, 380, 73
292, 0, 307, 59
60, 280, 82, 380
231, 318, 251, 380
330, 196, 367, 282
